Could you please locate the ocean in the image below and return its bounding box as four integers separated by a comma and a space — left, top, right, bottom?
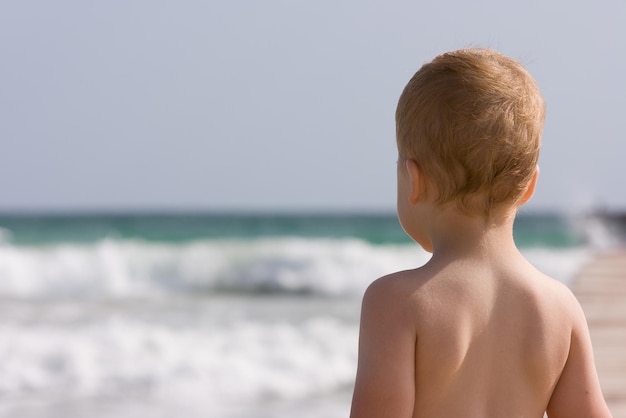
0, 211, 622, 418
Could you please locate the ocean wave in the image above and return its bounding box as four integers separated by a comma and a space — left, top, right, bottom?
0, 238, 424, 299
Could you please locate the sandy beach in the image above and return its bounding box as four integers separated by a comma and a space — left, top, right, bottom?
573, 250, 626, 417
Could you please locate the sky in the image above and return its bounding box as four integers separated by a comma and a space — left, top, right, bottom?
1, 1, 624, 214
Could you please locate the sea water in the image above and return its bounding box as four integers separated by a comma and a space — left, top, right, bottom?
0, 212, 619, 418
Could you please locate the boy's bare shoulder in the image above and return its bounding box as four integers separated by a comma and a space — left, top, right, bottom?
363, 260, 584, 319
360, 268, 435, 326
366, 268, 432, 292
363, 268, 435, 306
365, 260, 586, 334
524, 266, 586, 318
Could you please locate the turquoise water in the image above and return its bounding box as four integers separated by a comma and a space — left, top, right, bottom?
0, 212, 585, 247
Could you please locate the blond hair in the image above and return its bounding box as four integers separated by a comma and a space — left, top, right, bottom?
396, 48, 545, 217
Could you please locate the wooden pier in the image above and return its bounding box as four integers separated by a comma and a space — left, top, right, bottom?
573, 250, 626, 417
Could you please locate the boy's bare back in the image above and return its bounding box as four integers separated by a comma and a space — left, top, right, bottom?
351, 216, 609, 417
350, 49, 610, 417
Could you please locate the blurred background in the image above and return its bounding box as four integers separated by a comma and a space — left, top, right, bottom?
0, 1, 624, 417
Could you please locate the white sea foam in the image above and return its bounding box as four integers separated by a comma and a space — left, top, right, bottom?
0, 307, 358, 411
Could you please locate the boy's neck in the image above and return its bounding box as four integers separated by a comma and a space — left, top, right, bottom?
426, 206, 521, 263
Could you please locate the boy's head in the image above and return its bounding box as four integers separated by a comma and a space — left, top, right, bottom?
396, 48, 545, 218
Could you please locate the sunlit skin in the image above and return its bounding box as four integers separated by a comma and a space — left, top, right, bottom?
350, 159, 611, 418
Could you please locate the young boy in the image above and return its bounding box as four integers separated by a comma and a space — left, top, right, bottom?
350, 49, 611, 417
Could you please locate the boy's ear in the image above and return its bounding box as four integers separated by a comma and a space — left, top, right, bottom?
519, 165, 540, 205
405, 159, 426, 205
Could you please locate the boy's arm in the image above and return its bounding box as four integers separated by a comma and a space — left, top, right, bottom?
546, 297, 612, 418
350, 276, 417, 418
